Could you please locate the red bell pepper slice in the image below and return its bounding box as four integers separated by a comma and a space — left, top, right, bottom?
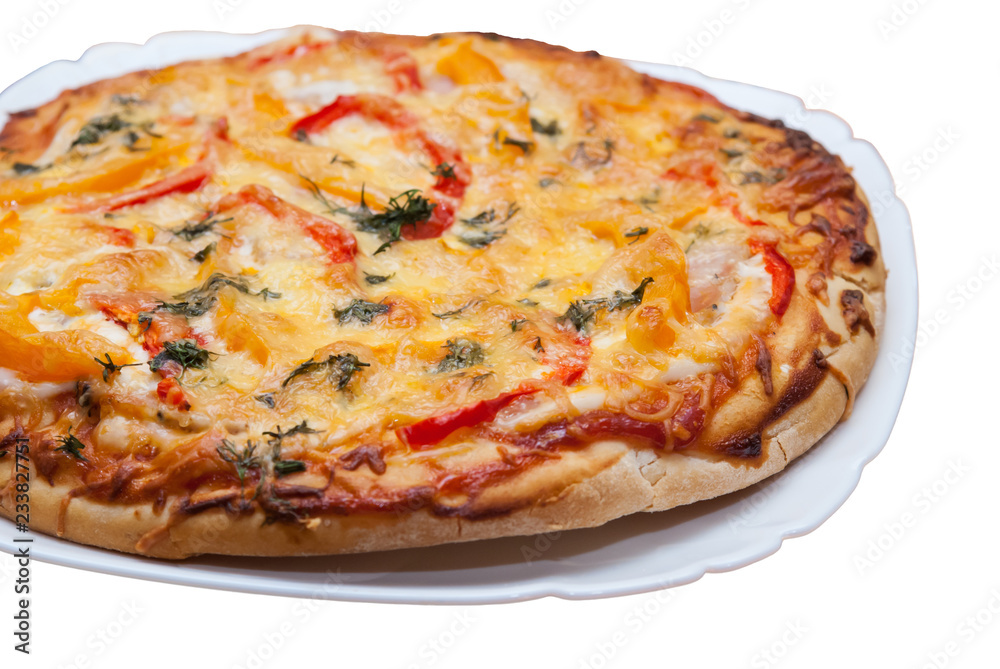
100, 226, 136, 247
246, 40, 332, 69
156, 377, 190, 411
383, 50, 423, 92
663, 160, 719, 188
749, 239, 795, 317
216, 184, 357, 264
289, 94, 469, 240
398, 388, 539, 449
71, 162, 212, 213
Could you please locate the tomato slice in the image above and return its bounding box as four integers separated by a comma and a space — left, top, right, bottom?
216, 184, 358, 264
749, 240, 795, 316
398, 388, 538, 449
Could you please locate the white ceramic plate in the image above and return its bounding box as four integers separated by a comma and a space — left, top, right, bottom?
0, 28, 918, 604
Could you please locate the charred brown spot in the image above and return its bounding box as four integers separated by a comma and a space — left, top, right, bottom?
721, 432, 763, 459
813, 348, 828, 369
850, 239, 878, 265
582, 49, 601, 58
840, 289, 875, 337
796, 213, 832, 237
806, 271, 829, 304
179, 488, 241, 514
338, 444, 387, 475
752, 334, 773, 396
0, 425, 27, 456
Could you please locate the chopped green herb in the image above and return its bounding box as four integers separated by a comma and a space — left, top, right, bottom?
470, 372, 494, 389
624, 226, 649, 244
494, 130, 534, 154
12, 162, 47, 175
122, 130, 149, 152
432, 300, 478, 319
148, 339, 214, 376
299, 173, 340, 217
604, 277, 654, 312
71, 114, 131, 148
538, 177, 559, 188
740, 168, 786, 185
558, 301, 599, 332
461, 202, 519, 227
139, 122, 163, 139
532, 336, 545, 353
559, 278, 654, 331
111, 94, 142, 106
54, 428, 88, 461
460, 229, 506, 248
172, 212, 232, 241
434, 338, 485, 373
191, 242, 216, 263
330, 154, 356, 168
517, 298, 539, 307
530, 117, 561, 136
158, 273, 280, 317
217, 440, 261, 489
364, 272, 394, 285
273, 459, 307, 477
510, 318, 528, 332
264, 421, 319, 447
532, 278, 551, 289
334, 298, 390, 325
719, 148, 743, 158
93, 353, 141, 382
693, 113, 720, 123
255, 393, 276, 408
282, 353, 370, 390
431, 162, 456, 179
345, 187, 437, 255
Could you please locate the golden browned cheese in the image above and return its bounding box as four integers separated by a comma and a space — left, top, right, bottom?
0, 29, 879, 525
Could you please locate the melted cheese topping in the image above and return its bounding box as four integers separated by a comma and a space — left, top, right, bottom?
0, 30, 833, 508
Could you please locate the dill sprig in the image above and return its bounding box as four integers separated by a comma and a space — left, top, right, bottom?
54, 428, 88, 461
157, 273, 280, 318
217, 440, 261, 492
71, 114, 131, 148
148, 339, 215, 376
282, 353, 370, 390
349, 187, 437, 255
558, 277, 654, 332
93, 353, 141, 382
171, 212, 233, 241
434, 339, 485, 373
334, 299, 390, 326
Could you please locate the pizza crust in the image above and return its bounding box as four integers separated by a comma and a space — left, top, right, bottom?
0, 297, 879, 559
0, 29, 886, 559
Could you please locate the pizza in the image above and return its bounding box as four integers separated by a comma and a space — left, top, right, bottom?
0, 28, 885, 559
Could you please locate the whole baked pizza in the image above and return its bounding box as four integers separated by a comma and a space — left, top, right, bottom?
0, 29, 884, 558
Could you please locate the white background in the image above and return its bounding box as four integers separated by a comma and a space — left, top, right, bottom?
1, 0, 997, 667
